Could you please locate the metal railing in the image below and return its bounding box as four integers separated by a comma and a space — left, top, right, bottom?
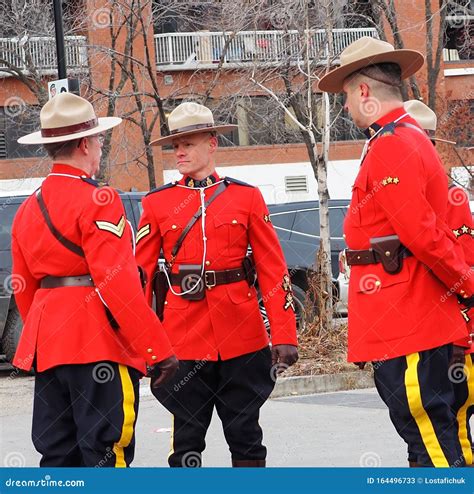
154, 28, 378, 70
0, 35, 88, 75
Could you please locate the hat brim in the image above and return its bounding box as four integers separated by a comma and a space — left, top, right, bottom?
318, 49, 425, 93
18, 117, 123, 145
151, 124, 238, 146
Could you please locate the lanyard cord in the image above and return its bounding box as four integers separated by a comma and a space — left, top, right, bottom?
163, 180, 225, 297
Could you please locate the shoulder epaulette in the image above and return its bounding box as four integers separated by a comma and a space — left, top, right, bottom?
223, 177, 254, 188
81, 177, 101, 187
379, 122, 397, 137
146, 181, 178, 196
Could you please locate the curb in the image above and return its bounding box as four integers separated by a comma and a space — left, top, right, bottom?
270, 371, 374, 398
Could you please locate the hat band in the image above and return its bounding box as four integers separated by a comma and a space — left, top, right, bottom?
170, 123, 214, 135
41, 118, 99, 138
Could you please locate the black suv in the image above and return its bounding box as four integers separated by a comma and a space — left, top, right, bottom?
0, 194, 348, 362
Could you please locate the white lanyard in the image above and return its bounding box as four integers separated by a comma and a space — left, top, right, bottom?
359, 112, 409, 162
164, 180, 225, 297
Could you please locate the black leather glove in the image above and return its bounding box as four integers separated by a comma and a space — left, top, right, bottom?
148, 355, 179, 388
271, 344, 298, 376
354, 362, 366, 370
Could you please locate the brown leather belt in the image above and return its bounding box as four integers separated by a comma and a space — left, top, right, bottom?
40, 274, 94, 289
346, 248, 412, 266
170, 267, 246, 289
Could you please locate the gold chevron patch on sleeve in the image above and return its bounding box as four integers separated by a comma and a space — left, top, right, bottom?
95, 215, 126, 238
136, 224, 151, 244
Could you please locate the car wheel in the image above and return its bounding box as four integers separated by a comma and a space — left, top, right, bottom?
258, 283, 307, 335
1, 308, 22, 364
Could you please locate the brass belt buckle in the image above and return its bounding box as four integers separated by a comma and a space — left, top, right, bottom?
205, 270, 216, 289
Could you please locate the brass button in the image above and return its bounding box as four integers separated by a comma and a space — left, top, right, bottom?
205, 260, 211, 266
357, 255, 361, 260
385, 251, 391, 257
171, 224, 177, 230
151, 355, 157, 361
247, 292, 252, 297
232, 219, 238, 225
147, 348, 152, 353
164, 301, 168, 305
375, 280, 381, 287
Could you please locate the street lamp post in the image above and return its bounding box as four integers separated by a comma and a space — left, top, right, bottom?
53, 0, 67, 79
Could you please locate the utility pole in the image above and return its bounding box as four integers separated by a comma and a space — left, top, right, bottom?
53, 0, 67, 79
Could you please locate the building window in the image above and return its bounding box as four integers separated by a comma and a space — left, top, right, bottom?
0, 107, 45, 160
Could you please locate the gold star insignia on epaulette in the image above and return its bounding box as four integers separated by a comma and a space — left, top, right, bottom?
461, 225, 469, 234
453, 225, 472, 238
95, 215, 126, 238
381, 176, 399, 187
136, 223, 151, 244
453, 229, 461, 238
264, 214, 271, 223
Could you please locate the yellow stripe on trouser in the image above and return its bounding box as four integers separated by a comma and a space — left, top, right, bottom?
168, 415, 175, 460
456, 354, 474, 465
405, 353, 450, 467
113, 365, 136, 468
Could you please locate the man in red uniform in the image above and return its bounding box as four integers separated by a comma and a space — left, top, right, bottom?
12, 93, 178, 467
319, 37, 474, 467
404, 99, 474, 466
135, 102, 298, 467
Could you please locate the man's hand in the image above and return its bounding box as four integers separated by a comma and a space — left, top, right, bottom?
149, 355, 179, 388
354, 362, 366, 370
271, 345, 298, 376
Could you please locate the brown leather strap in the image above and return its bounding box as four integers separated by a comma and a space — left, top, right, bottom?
169, 181, 227, 265
36, 189, 85, 258
346, 248, 412, 266
170, 267, 246, 288
41, 274, 94, 289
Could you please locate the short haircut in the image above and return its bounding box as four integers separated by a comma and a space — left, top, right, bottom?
346, 63, 403, 98
43, 138, 82, 159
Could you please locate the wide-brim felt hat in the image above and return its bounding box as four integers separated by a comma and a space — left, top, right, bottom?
151, 102, 237, 146
318, 37, 425, 93
18, 92, 122, 145
404, 100, 456, 145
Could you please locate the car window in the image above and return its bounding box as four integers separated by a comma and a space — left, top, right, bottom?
268, 211, 296, 241
291, 206, 347, 242
0, 202, 22, 252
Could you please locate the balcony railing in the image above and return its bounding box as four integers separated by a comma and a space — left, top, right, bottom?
0, 36, 88, 75
154, 28, 378, 71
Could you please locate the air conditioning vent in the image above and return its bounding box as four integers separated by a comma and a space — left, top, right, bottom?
0, 132, 6, 159
284, 175, 308, 193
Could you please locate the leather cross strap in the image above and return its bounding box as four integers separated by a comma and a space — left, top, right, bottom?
41, 274, 94, 289
36, 189, 85, 258
169, 181, 228, 266
170, 266, 246, 288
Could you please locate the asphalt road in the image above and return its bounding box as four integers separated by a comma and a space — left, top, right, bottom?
0, 369, 411, 468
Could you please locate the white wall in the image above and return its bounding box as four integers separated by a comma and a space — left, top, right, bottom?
163, 160, 359, 204
0, 177, 45, 196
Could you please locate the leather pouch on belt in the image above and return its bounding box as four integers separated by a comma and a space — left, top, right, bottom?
178, 265, 205, 301
153, 267, 170, 321
370, 235, 405, 275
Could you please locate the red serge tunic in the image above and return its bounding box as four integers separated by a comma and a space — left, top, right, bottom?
344, 108, 474, 362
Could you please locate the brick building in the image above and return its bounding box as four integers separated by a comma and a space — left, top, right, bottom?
0, 0, 472, 201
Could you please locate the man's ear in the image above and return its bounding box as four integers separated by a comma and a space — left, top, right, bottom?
360, 82, 370, 98
209, 135, 218, 153
77, 137, 90, 156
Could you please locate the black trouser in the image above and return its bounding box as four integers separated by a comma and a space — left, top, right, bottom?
452, 353, 474, 465
152, 347, 275, 467
32, 361, 140, 467
373, 344, 465, 467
